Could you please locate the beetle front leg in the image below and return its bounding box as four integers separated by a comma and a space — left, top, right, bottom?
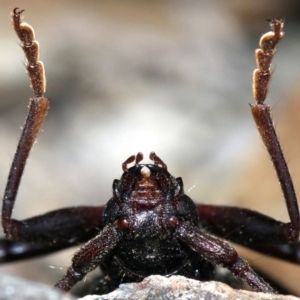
175, 221, 275, 293
55, 224, 123, 292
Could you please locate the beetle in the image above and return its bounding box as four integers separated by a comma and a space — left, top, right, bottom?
1, 7, 300, 296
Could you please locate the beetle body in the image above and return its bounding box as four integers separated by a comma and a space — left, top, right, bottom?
98, 162, 213, 293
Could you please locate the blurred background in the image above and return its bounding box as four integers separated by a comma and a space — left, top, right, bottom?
1, 0, 300, 296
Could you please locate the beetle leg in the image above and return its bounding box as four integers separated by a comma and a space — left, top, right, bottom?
251, 19, 300, 242
54, 223, 123, 292
2, 8, 49, 239
175, 221, 275, 293
198, 204, 300, 262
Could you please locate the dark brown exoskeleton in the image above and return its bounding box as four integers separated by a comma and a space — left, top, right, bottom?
1, 8, 300, 296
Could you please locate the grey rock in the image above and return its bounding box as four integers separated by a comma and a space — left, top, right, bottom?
0, 272, 75, 300
78, 275, 300, 300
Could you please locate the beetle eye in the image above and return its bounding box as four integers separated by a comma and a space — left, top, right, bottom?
117, 217, 130, 230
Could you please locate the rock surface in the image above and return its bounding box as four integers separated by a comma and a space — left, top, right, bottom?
1, 273, 300, 300
78, 275, 300, 300
0, 272, 75, 300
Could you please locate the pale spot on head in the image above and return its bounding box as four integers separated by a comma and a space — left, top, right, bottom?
141, 166, 151, 178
